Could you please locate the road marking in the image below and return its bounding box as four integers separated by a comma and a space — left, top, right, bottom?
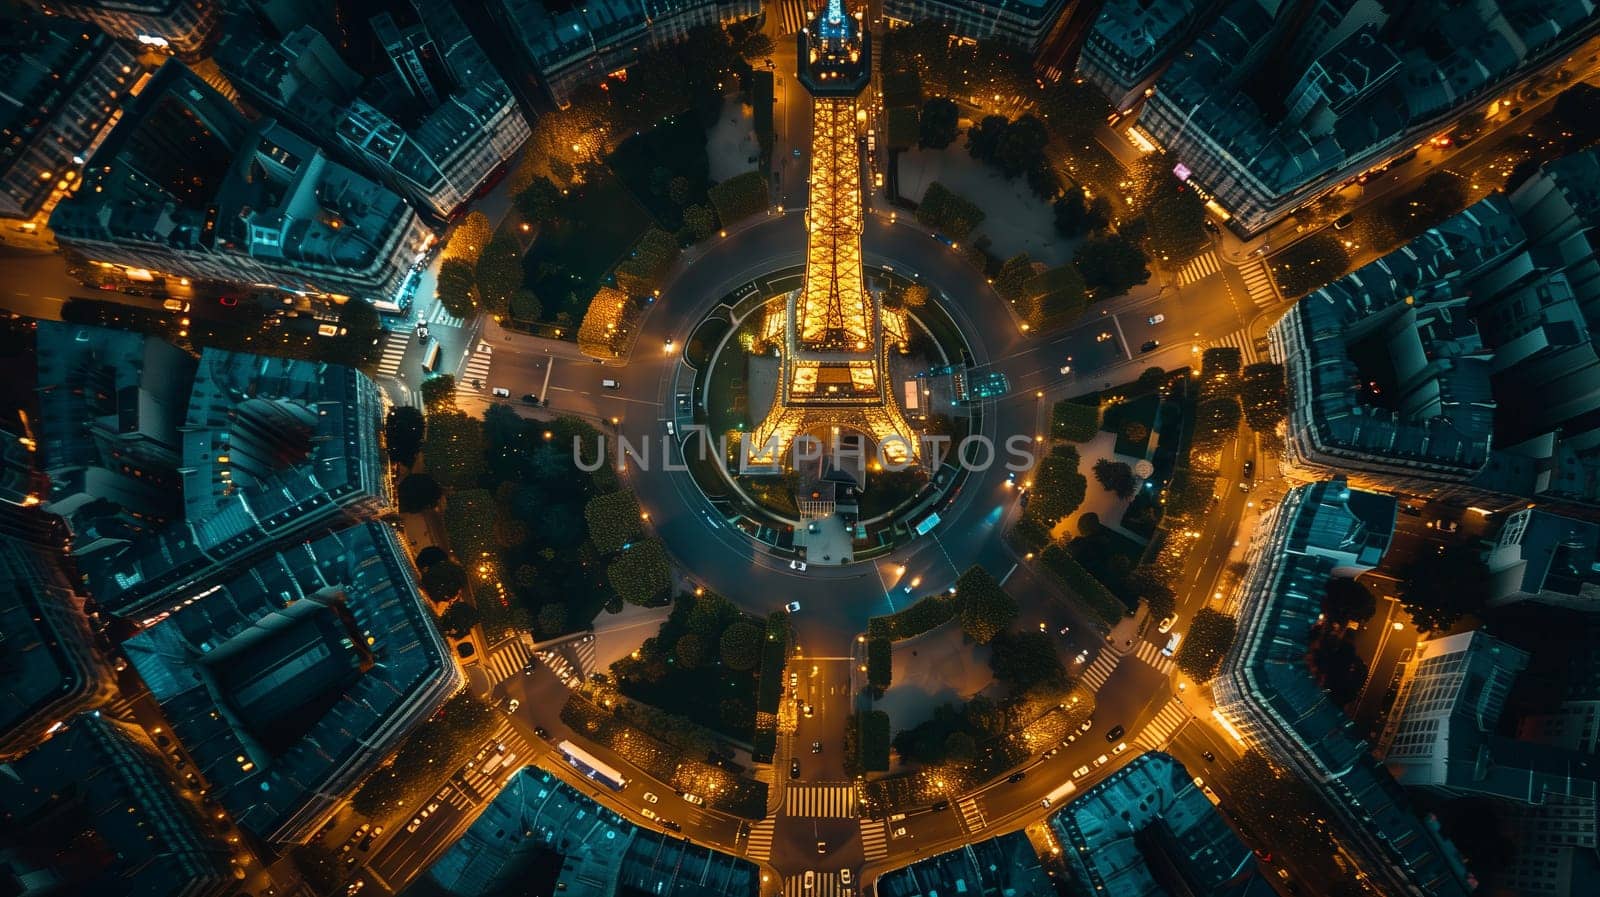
745, 819, 775, 862
1132, 639, 1177, 675
1238, 258, 1280, 308
1204, 329, 1259, 365
1079, 650, 1121, 691
482, 637, 534, 683
776, 0, 811, 35
957, 795, 987, 832
859, 819, 889, 861
1136, 698, 1193, 750
1177, 250, 1222, 285
784, 783, 859, 818
784, 871, 848, 897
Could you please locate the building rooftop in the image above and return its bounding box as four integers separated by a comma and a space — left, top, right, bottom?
875, 828, 1055, 897
0, 541, 103, 760
0, 713, 233, 897
1047, 752, 1268, 897
415, 765, 760, 897
123, 521, 456, 840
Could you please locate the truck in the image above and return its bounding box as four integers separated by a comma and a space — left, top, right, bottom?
1041, 779, 1077, 808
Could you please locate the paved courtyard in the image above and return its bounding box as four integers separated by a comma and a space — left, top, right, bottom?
897, 146, 1071, 265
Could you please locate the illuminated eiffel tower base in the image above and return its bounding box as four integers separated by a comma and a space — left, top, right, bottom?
743, 0, 918, 476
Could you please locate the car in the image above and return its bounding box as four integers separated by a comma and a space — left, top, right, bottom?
790, 559, 808, 571
219, 295, 238, 307
1059, 624, 1071, 636
803, 870, 816, 892
1399, 502, 1423, 516
643, 792, 659, 804
1140, 340, 1161, 353
1431, 518, 1459, 533
812, 741, 822, 753
1059, 364, 1072, 375
816, 840, 827, 854
426, 801, 440, 813
640, 808, 657, 820
793, 147, 803, 158
1096, 331, 1113, 342
1045, 746, 1060, 757
803, 703, 814, 718
347, 881, 366, 895
162, 299, 190, 312
785, 600, 802, 613
1106, 725, 1125, 742
841, 869, 852, 885
893, 826, 908, 838
790, 759, 801, 779
406, 818, 422, 833
1147, 314, 1165, 325
1202, 751, 1216, 762
1163, 632, 1184, 657
1242, 460, 1255, 479
1203, 219, 1221, 233
522, 393, 540, 403
930, 800, 950, 812
1157, 615, 1176, 634
1064, 732, 1078, 744
1007, 771, 1027, 783
661, 820, 682, 832
491, 387, 510, 398
664, 338, 674, 353
1073, 764, 1090, 778
1113, 741, 1129, 755
1073, 648, 1090, 665
532, 725, 547, 739
1094, 754, 1109, 767
601, 379, 620, 389
681, 792, 705, 806
1079, 719, 1094, 733
1333, 213, 1355, 230
506, 698, 519, 713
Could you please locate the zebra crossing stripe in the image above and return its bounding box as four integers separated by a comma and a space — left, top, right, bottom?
1207, 330, 1258, 365
1178, 251, 1222, 286
859, 820, 888, 861
1137, 699, 1193, 750
778, 0, 811, 35
1132, 639, 1176, 674
784, 784, 857, 818
958, 796, 986, 832
746, 820, 775, 861
1079, 652, 1120, 690
424, 301, 464, 328
1240, 259, 1280, 307
785, 873, 848, 897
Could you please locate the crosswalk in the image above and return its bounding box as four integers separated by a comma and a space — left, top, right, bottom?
374, 330, 410, 379
1132, 638, 1176, 675
1135, 698, 1192, 750
745, 819, 775, 862
1239, 258, 1280, 308
456, 346, 493, 400
859, 819, 888, 861
459, 726, 532, 797
482, 636, 534, 683
784, 783, 858, 818
421, 300, 465, 328
1177, 250, 1222, 286
774, 0, 813, 35
1206, 329, 1259, 365
537, 646, 581, 688
783, 872, 849, 897
957, 795, 986, 832
1078, 649, 1122, 691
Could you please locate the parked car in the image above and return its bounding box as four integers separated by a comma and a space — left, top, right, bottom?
812, 741, 822, 753
491, 387, 510, 398
1157, 615, 1177, 634
1113, 741, 1129, 755
1007, 771, 1027, 783
785, 601, 802, 613
1147, 314, 1165, 325
1139, 340, 1161, 353
1073, 764, 1091, 778
1163, 632, 1184, 657
1105, 725, 1125, 742
643, 792, 658, 804
790, 760, 801, 780
790, 560, 807, 571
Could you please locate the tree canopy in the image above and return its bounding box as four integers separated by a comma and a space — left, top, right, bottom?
919, 97, 960, 149
956, 565, 1017, 645
385, 406, 425, 467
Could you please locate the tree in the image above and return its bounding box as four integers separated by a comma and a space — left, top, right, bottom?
1051, 400, 1099, 442
707, 171, 769, 225
992, 253, 1034, 302
419, 561, 467, 602
1053, 186, 1110, 237
739, 31, 774, 60
508, 289, 543, 324
719, 621, 762, 670
607, 538, 671, 606
398, 473, 443, 512
919, 97, 960, 149
1137, 166, 1209, 263
902, 284, 930, 308
416, 546, 448, 569
1322, 577, 1377, 625
421, 374, 456, 411
1195, 397, 1242, 446
988, 629, 1066, 694
992, 114, 1048, 179
423, 411, 485, 489
1175, 608, 1237, 681
1092, 459, 1137, 499
445, 210, 493, 263
585, 490, 644, 553
537, 602, 567, 637
867, 636, 892, 694
1025, 444, 1087, 529
1240, 362, 1287, 431
515, 176, 564, 224
1272, 232, 1349, 298
1201, 347, 1243, 384
1399, 543, 1491, 632
385, 406, 425, 467
944, 731, 977, 764
436, 258, 478, 319
615, 227, 679, 297
475, 234, 525, 318
915, 181, 985, 239
859, 710, 891, 772
956, 565, 1017, 645
675, 632, 707, 669
1074, 234, 1150, 298
330, 298, 381, 365
1308, 626, 1368, 706
437, 602, 480, 638
965, 114, 1008, 162
1125, 567, 1176, 621
682, 204, 716, 241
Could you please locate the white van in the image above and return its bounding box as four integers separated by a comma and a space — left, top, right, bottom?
1163, 632, 1184, 657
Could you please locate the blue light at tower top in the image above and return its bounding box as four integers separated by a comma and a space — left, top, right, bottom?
819, 0, 852, 41
826, 0, 843, 23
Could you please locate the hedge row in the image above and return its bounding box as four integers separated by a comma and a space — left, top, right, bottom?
756, 612, 790, 714
867, 593, 959, 642
867, 636, 892, 693
1039, 543, 1129, 627
859, 710, 891, 772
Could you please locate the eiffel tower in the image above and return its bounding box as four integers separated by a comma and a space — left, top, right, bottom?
743, 0, 919, 474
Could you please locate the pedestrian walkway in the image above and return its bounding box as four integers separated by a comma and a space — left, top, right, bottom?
775, 0, 811, 35
422, 301, 465, 328
957, 795, 986, 833
784, 783, 858, 818
482, 637, 533, 683
1177, 250, 1222, 286
859, 819, 888, 861
456, 347, 492, 400
1206, 328, 1259, 365
536, 647, 580, 688
374, 330, 409, 379
1239, 258, 1280, 308
1135, 698, 1192, 750
1078, 650, 1121, 691
1131, 639, 1177, 675
784, 872, 848, 897
459, 728, 530, 797
745, 819, 775, 862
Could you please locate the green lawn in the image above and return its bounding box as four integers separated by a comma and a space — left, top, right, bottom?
706, 327, 756, 435
606, 114, 712, 231
522, 171, 650, 323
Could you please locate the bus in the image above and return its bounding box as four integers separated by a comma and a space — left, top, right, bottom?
557, 740, 628, 792
1041, 779, 1077, 809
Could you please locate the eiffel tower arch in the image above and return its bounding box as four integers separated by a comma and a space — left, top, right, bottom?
743, 0, 919, 475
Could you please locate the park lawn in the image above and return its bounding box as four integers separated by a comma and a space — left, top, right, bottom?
1068, 527, 1147, 612
706, 329, 755, 435
522, 170, 650, 323
607, 114, 712, 231
1102, 393, 1160, 458
615, 663, 758, 743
